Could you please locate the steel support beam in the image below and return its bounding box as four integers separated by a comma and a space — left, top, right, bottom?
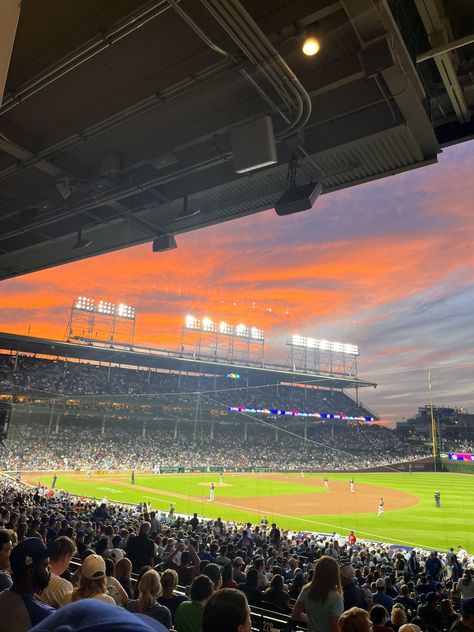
0, 0, 21, 106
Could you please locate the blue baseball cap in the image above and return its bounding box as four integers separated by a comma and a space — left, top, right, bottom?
10, 538, 49, 574
30, 600, 167, 631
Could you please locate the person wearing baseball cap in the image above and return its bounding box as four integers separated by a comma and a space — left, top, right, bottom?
340, 564, 368, 611
29, 599, 168, 631
0, 538, 53, 631
64, 553, 115, 605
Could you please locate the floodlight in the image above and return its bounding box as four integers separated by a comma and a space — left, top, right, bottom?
202, 317, 216, 332
250, 327, 264, 340
235, 324, 247, 336
185, 315, 198, 329
220, 321, 232, 335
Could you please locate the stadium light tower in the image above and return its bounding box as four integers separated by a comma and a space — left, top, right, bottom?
66, 297, 136, 348
287, 334, 359, 377
180, 315, 265, 366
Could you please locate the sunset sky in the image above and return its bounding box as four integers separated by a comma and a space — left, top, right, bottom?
1, 141, 473, 424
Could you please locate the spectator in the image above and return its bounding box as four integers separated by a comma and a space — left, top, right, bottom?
263, 574, 291, 613
339, 607, 373, 632
417, 591, 443, 630
451, 597, 474, 632
239, 568, 263, 607
174, 574, 214, 632
292, 555, 344, 632
158, 568, 188, 622
66, 554, 115, 605
440, 598, 459, 629
115, 556, 133, 598
0, 530, 13, 590
0, 538, 53, 631
373, 578, 394, 613
202, 588, 251, 632
340, 564, 368, 611
457, 571, 474, 602
104, 558, 129, 607
391, 604, 408, 632
126, 569, 172, 629
127, 522, 156, 573
202, 563, 222, 591
38, 536, 76, 608
370, 605, 392, 632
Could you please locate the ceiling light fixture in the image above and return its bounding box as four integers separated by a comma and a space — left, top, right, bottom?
302, 36, 320, 56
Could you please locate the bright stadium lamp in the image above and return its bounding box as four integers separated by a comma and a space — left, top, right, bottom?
220, 321, 232, 335
185, 315, 197, 328
235, 323, 249, 337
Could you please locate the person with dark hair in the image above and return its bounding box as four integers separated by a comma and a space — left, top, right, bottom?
202, 588, 251, 632
440, 599, 459, 629
0, 538, 53, 631
126, 522, 155, 573
104, 557, 128, 606
292, 556, 343, 632
417, 591, 443, 630
263, 574, 291, 613
174, 574, 214, 632
370, 604, 392, 632
239, 568, 263, 607
451, 597, 474, 632
394, 585, 417, 617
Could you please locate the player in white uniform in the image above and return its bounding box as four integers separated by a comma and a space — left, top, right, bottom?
377, 497, 384, 517
209, 483, 215, 502
349, 479, 355, 492
323, 476, 329, 490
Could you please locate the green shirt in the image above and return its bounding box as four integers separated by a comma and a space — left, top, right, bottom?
296, 588, 344, 632
174, 601, 205, 632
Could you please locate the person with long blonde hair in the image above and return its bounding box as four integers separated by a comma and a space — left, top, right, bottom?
292, 556, 344, 632
65, 554, 115, 605
126, 569, 172, 629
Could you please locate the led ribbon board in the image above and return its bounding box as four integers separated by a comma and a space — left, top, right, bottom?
448, 453, 474, 461
228, 406, 374, 422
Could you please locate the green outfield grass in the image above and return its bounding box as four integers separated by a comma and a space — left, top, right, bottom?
34, 471, 474, 552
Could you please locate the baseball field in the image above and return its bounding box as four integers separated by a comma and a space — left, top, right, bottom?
23, 471, 474, 552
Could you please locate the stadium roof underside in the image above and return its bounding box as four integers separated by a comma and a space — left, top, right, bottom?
0, 0, 472, 280
0, 331, 377, 391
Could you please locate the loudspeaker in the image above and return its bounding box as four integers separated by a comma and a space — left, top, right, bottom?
275, 181, 322, 216
230, 115, 277, 174
152, 235, 177, 252
0, 403, 12, 443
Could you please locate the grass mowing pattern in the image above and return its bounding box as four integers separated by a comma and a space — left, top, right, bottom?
39, 471, 474, 551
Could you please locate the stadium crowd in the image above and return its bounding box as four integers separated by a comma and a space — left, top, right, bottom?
2, 419, 428, 472
0, 474, 472, 632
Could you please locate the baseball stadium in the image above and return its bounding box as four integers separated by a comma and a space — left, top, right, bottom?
0, 1, 473, 631
1, 321, 473, 555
